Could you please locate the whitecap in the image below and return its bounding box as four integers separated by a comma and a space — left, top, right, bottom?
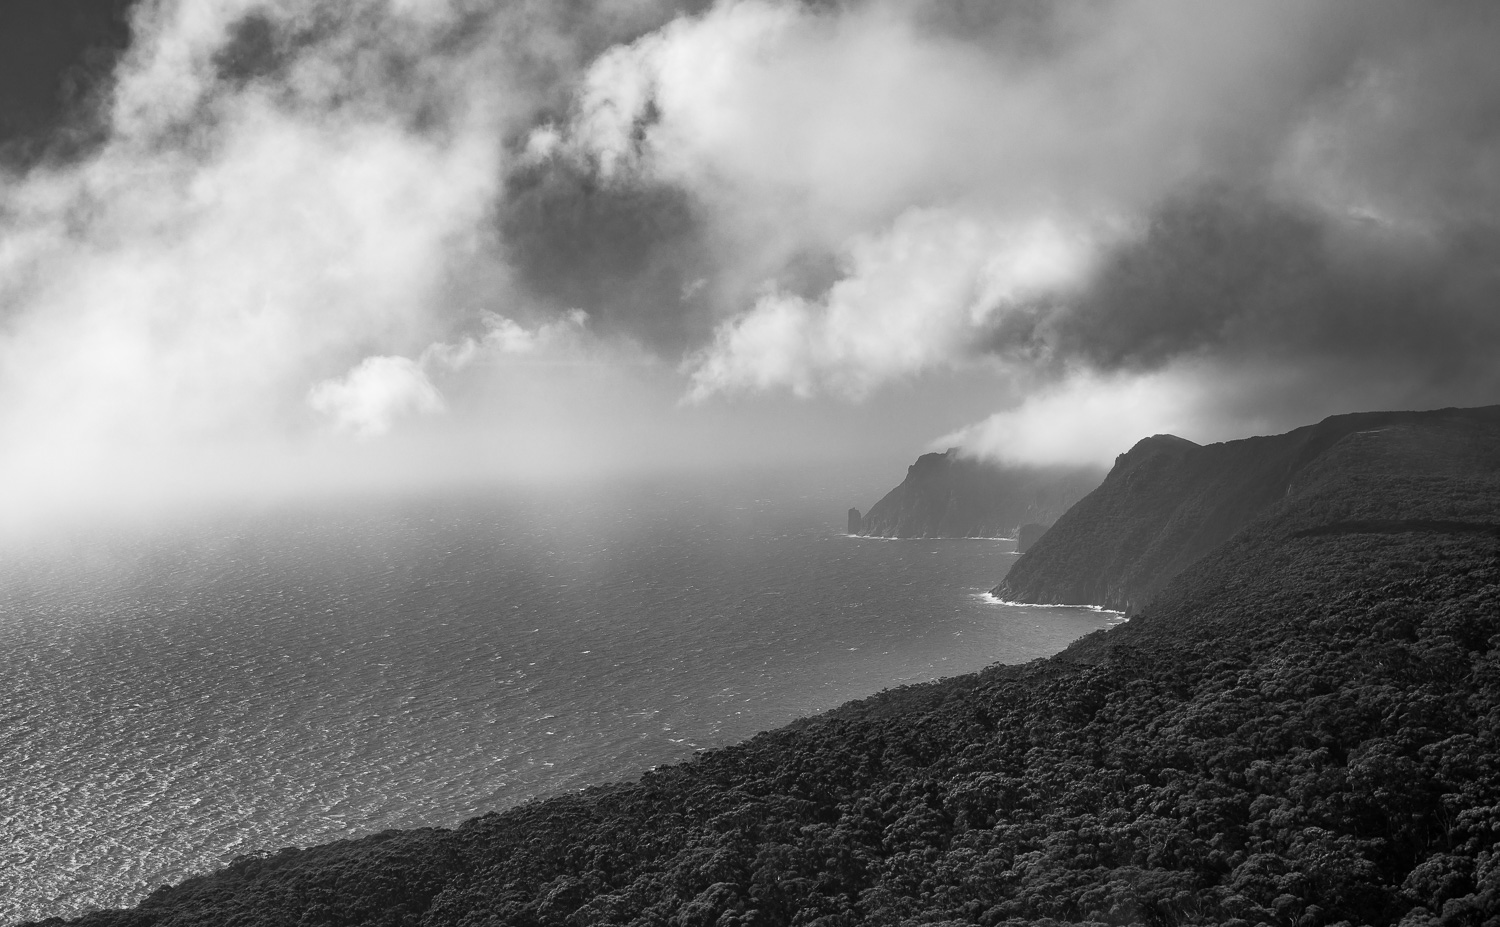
974, 592, 1125, 617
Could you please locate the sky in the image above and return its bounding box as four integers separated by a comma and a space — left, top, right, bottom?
1, 0, 1498, 529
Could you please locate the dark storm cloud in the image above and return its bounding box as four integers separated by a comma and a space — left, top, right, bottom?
972, 0, 1500, 405
498, 151, 716, 353
212, 11, 286, 85
0, 0, 138, 166
990, 188, 1500, 388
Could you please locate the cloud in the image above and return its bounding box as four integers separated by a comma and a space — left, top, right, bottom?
967, 186, 1497, 380
414, 308, 588, 368
940, 368, 1212, 469
0, 0, 511, 442
543, 0, 1500, 457
308, 354, 445, 437
685, 208, 1096, 399
4, 0, 1500, 526
554, 0, 1364, 252
0, 0, 694, 530
942, 345, 1500, 469
497, 159, 712, 352
936, 359, 1322, 468
305, 307, 605, 435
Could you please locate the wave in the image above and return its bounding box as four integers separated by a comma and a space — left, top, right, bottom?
844, 534, 1015, 542
974, 591, 1127, 620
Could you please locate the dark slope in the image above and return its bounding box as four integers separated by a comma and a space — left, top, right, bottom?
994, 404, 1500, 612
40, 408, 1500, 927
855, 450, 1102, 538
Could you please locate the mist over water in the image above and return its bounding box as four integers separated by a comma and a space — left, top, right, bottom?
0, 478, 1115, 924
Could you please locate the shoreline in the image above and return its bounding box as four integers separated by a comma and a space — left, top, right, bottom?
974, 590, 1127, 619
843, 533, 1017, 542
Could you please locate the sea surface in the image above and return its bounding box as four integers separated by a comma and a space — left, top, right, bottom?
0, 478, 1120, 924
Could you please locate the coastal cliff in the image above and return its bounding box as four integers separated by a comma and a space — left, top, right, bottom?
43, 403, 1500, 926
854, 449, 1102, 538
994, 404, 1500, 612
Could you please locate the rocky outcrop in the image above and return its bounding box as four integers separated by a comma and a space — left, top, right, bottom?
854, 450, 1103, 539
993, 404, 1500, 613
847, 508, 863, 535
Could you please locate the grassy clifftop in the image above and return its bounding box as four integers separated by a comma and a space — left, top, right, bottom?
40, 407, 1500, 927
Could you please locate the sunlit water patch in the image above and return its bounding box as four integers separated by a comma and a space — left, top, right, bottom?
0, 482, 1116, 923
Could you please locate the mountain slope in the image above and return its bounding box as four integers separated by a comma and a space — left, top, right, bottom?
40, 405, 1500, 927
853, 450, 1102, 538
994, 404, 1500, 612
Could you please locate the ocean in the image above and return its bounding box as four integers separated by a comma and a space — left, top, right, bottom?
0, 477, 1120, 924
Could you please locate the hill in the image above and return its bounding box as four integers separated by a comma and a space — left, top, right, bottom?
36, 406, 1500, 927
995, 405, 1500, 613
852, 450, 1102, 538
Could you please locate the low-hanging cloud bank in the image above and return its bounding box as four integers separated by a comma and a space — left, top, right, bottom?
1, 0, 1499, 533
535, 0, 1500, 457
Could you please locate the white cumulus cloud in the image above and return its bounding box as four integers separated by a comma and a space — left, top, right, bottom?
308, 355, 446, 438
686, 208, 1097, 399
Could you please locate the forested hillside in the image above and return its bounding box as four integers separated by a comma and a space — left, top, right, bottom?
995, 405, 1500, 613
39, 408, 1500, 927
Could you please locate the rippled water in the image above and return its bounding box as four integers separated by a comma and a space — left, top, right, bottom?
0, 480, 1118, 924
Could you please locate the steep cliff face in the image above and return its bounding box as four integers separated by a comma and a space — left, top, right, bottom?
994, 404, 1500, 612
854, 450, 1102, 538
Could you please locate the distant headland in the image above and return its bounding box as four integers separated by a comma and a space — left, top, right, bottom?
848, 448, 1103, 540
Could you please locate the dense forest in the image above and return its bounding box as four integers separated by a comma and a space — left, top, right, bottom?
36, 409, 1500, 927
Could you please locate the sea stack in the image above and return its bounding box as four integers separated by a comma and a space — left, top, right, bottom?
847, 508, 863, 535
